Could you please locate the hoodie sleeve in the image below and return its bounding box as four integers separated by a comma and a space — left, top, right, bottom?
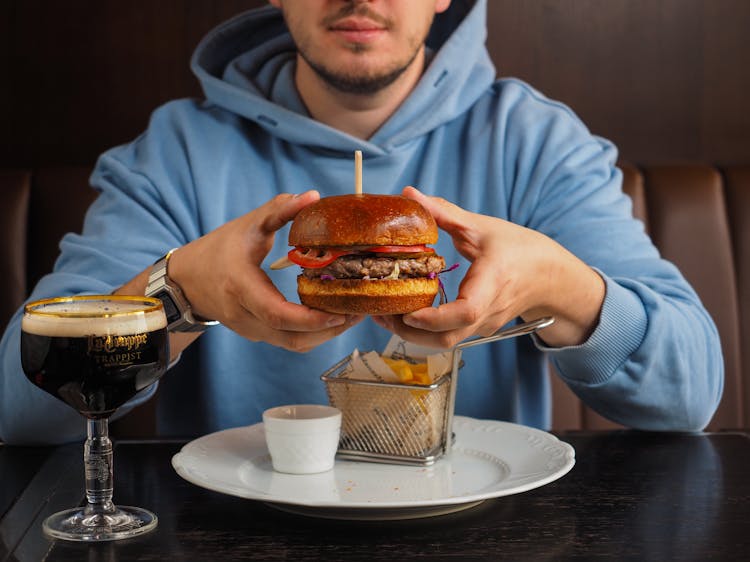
0, 102, 200, 445
501, 80, 723, 431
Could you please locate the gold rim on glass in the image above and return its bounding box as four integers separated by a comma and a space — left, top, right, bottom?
24, 295, 163, 318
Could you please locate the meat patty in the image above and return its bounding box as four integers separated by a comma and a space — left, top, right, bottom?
302, 254, 446, 280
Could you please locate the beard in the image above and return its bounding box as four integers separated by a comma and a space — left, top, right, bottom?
287, 2, 430, 95
298, 47, 422, 95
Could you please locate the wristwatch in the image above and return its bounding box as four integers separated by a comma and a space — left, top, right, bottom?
145, 248, 219, 332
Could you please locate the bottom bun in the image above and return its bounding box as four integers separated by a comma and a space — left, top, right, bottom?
297, 276, 438, 315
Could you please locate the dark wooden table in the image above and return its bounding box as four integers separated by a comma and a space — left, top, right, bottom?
2, 430, 749, 561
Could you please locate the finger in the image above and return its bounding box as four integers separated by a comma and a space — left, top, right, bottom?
376, 314, 470, 349
405, 299, 513, 341
241, 314, 364, 353
401, 186, 476, 238
274, 315, 364, 353
404, 261, 503, 331
258, 190, 320, 234
403, 299, 480, 332
246, 190, 320, 264
235, 268, 350, 332
371, 315, 390, 331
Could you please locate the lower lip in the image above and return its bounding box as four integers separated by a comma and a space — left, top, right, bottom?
332, 28, 383, 43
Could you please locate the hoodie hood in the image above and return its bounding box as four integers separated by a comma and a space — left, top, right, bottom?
190, 0, 495, 155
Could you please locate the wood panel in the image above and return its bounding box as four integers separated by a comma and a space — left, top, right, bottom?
0, 0, 264, 167
2, 1, 749, 167
486, 0, 750, 166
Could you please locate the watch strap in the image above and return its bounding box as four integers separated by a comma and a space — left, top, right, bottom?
145, 248, 218, 333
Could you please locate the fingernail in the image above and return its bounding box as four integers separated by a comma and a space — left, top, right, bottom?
403, 316, 422, 329
327, 316, 346, 327
295, 189, 318, 199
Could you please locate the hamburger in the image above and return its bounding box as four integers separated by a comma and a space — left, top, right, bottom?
281, 194, 445, 315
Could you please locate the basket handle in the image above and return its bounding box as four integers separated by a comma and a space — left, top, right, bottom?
454, 316, 554, 351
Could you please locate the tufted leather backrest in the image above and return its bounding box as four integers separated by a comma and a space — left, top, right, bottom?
0, 170, 31, 328
551, 163, 750, 430
0, 167, 97, 333
2, 164, 748, 431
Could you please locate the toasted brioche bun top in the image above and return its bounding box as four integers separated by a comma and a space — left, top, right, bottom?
289, 194, 438, 247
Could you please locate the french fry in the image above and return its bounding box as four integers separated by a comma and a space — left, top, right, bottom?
382, 357, 431, 384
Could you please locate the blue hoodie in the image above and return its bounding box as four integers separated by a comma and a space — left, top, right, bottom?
0, 0, 723, 444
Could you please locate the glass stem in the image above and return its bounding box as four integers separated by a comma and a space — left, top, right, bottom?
84, 418, 115, 513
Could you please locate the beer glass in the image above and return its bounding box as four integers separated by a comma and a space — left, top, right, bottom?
20, 295, 169, 541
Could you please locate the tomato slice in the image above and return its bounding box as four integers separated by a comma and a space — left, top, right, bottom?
367, 245, 434, 254
288, 245, 435, 268
287, 247, 351, 268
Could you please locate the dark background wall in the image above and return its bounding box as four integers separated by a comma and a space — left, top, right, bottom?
486, 0, 750, 166
1, 0, 748, 167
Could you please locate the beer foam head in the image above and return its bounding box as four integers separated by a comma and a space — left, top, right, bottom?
22, 297, 167, 337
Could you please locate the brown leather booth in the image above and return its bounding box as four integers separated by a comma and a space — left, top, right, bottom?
552, 163, 750, 431
2, 163, 749, 432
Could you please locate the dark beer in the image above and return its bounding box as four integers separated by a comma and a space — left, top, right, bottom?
21, 298, 168, 419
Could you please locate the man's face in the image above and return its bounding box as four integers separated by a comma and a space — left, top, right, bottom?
269, 0, 451, 94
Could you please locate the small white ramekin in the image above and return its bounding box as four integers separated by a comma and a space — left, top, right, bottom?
262, 404, 342, 474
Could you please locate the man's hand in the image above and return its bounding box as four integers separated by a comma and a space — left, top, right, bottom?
131, 191, 362, 354
372, 187, 605, 349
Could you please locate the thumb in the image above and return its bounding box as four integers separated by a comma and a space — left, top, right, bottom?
258, 190, 320, 234
401, 186, 471, 238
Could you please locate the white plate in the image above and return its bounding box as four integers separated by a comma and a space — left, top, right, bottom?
171, 416, 575, 520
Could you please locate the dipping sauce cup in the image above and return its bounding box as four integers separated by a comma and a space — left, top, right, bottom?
262, 404, 341, 474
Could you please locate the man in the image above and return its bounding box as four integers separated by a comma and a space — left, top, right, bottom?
0, 0, 722, 444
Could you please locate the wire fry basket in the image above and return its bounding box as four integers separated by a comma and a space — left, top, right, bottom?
320, 316, 555, 467
321, 356, 453, 466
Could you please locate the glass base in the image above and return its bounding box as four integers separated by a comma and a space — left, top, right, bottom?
43, 505, 158, 542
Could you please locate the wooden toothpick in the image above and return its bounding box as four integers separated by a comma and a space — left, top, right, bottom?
354, 150, 363, 195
